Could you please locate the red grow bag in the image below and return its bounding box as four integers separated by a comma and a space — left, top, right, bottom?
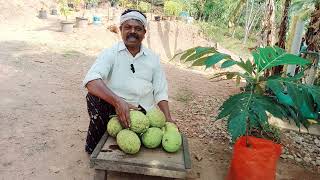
226, 136, 282, 180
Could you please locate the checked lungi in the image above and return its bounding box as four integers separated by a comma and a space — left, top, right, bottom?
84, 93, 146, 154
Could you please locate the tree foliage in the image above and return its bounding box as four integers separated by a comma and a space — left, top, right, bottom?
172, 46, 319, 141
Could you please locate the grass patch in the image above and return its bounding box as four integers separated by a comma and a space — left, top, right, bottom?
196, 22, 256, 60
62, 50, 80, 58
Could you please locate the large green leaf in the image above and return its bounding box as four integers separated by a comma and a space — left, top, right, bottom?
228, 112, 247, 141
191, 57, 208, 66
266, 76, 320, 128
185, 48, 215, 62
236, 59, 254, 74
221, 60, 237, 68
218, 92, 287, 141
180, 47, 197, 61
252, 46, 310, 73
204, 53, 231, 68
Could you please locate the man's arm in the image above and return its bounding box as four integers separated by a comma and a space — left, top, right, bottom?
86, 79, 137, 128
157, 100, 173, 122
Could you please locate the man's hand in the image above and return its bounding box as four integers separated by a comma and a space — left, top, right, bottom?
114, 98, 139, 128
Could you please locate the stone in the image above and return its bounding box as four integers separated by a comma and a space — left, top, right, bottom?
311, 161, 317, 166
280, 154, 287, 159
295, 157, 302, 163
303, 157, 312, 163
195, 154, 203, 161
308, 147, 314, 153
49, 166, 60, 173
316, 159, 320, 166
288, 155, 294, 160
297, 153, 302, 158
314, 138, 320, 145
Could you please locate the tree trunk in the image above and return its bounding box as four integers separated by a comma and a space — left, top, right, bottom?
261, 0, 276, 77
278, 0, 291, 49
273, 0, 291, 75
304, 2, 320, 84
260, 0, 276, 47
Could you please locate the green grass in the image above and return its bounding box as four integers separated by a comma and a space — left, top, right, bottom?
196, 21, 257, 60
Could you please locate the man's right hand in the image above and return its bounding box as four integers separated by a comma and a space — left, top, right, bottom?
114, 98, 139, 128
86, 80, 139, 128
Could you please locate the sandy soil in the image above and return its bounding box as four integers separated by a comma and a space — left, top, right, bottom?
0, 1, 319, 180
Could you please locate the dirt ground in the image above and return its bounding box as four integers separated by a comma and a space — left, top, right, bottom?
0, 1, 319, 180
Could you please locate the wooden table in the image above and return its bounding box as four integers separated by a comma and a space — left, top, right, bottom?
90, 133, 192, 180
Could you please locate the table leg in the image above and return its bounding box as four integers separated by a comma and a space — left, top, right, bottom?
94, 169, 106, 180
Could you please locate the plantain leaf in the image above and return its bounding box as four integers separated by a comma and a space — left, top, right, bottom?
221, 60, 237, 68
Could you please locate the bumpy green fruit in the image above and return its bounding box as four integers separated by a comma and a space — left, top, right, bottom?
165, 122, 179, 132
116, 129, 141, 154
162, 131, 182, 153
130, 110, 150, 134
142, 127, 163, 148
107, 117, 123, 137
146, 108, 166, 128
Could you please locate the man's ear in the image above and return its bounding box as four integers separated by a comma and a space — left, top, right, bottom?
119, 25, 122, 31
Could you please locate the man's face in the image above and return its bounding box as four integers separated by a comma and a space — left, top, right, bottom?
120, 19, 146, 48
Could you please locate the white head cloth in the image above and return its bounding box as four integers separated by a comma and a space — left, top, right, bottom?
120, 11, 147, 27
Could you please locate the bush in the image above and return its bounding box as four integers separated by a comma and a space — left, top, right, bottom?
164, 1, 183, 16
138, 1, 151, 13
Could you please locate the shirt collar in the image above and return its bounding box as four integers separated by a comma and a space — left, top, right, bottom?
118, 41, 148, 56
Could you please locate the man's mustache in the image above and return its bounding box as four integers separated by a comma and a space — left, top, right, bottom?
127, 33, 139, 40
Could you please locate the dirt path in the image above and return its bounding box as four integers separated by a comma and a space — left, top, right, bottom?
0, 3, 319, 180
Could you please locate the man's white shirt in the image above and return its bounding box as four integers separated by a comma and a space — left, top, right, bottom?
83, 41, 168, 111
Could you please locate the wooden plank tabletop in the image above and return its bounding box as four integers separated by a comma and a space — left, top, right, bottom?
91, 133, 191, 179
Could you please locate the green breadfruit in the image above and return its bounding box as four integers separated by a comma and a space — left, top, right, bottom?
165, 122, 179, 132
130, 110, 150, 134
146, 108, 166, 128
142, 127, 163, 148
107, 116, 123, 137
162, 131, 182, 153
116, 129, 141, 154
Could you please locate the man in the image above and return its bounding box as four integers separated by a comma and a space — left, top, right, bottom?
82, 9, 174, 154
